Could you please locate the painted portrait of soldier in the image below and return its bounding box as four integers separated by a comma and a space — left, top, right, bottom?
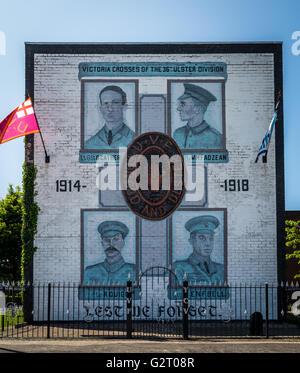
172, 210, 226, 285
81, 80, 137, 151
169, 80, 225, 151
81, 211, 137, 286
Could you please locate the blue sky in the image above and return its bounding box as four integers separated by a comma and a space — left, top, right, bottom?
0, 0, 299, 210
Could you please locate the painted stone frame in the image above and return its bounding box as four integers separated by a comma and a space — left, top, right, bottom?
168, 79, 226, 153
80, 79, 139, 153
80, 209, 139, 299
170, 208, 227, 286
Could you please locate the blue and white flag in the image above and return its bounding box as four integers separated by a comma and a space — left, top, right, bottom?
255, 99, 280, 163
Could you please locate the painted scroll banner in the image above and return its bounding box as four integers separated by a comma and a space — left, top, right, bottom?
78, 62, 228, 80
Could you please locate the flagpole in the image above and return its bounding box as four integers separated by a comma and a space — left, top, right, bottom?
26, 92, 50, 163
255, 91, 281, 164
263, 92, 281, 164
263, 159, 267, 176
36, 117, 50, 163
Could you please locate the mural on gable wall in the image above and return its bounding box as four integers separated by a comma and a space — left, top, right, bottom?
29, 45, 283, 322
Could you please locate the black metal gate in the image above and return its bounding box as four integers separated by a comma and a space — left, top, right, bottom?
128, 266, 186, 339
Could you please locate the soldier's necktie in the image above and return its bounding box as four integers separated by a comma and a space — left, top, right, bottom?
107, 130, 112, 146
184, 127, 190, 148
204, 261, 210, 274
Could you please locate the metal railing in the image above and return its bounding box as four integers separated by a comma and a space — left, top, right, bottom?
0, 281, 299, 339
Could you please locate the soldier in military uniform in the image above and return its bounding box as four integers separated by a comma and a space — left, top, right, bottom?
173, 83, 223, 150
84, 85, 135, 149
173, 215, 224, 284
84, 220, 136, 284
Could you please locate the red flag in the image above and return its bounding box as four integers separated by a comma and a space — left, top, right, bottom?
0, 98, 40, 144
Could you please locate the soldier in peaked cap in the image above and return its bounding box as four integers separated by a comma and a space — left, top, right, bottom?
173, 83, 223, 150
172, 215, 224, 284
84, 220, 136, 285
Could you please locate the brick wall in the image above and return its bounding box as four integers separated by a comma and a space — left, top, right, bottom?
31, 51, 280, 320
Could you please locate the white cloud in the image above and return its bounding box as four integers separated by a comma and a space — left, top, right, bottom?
292, 31, 300, 56
0, 31, 6, 56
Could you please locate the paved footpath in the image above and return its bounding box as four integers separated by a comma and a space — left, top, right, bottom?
0, 338, 300, 353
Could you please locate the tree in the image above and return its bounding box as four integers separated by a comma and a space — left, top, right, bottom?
285, 219, 300, 280
0, 185, 22, 281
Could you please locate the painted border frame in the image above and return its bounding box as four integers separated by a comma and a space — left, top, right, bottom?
80, 208, 140, 286
167, 79, 226, 153
139, 217, 171, 275
169, 207, 228, 286
139, 94, 167, 133
80, 78, 139, 153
